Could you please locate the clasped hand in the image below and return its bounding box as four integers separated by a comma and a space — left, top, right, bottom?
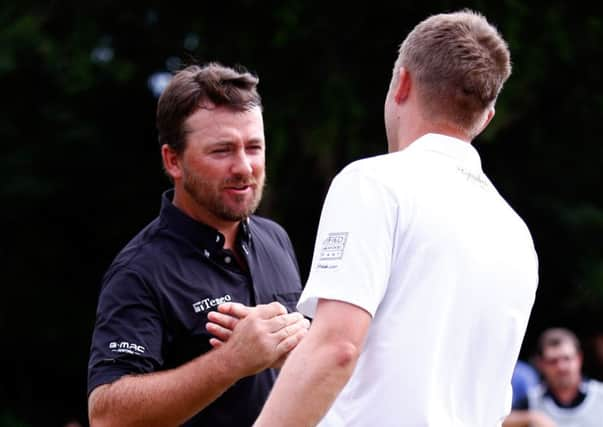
206, 301, 310, 375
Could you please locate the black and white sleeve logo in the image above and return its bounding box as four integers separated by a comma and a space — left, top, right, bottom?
316, 232, 348, 270
109, 341, 146, 355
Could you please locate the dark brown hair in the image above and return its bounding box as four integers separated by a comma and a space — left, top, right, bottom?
156, 62, 262, 154
537, 328, 582, 356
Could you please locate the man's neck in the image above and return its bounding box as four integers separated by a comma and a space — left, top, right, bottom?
556, 388, 579, 405
550, 381, 586, 408
219, 222, 241, 250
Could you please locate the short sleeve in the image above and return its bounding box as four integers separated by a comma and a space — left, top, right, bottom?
512, 396, 529, 410
87, 269, 164, 394
297, 168, 397, 318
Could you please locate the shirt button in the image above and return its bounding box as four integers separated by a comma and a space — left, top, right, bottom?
224, 256, 231, 264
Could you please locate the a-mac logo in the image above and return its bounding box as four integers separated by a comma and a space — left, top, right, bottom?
193, 294, 232, 313
109, 341, 146, 355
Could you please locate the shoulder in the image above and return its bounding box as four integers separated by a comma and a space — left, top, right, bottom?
334, 151, 420, 197
327, 155, 395, 196
586, 378, 603, 395
526, 383, 547, 402
324, 154, 405, 211
338, 151, 408, 179
102, 217, 167, 284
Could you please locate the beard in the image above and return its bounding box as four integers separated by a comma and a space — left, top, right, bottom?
182, 165, 265, 222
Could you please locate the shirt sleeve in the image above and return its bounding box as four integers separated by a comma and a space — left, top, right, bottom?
297, 167, 398, 318
512, 395, 529, 410
87, 268, 164, 395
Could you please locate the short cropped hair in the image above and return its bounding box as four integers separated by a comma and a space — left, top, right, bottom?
156, 62, 262, 154
395, 9, 511, 137
536, 328, 582, 357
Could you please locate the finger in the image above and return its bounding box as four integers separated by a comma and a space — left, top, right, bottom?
206, 322, 233, 342
276, 318, 311, 341
275, 327, 308, 354
253, 301, 288, 319
265, 311, 305, 333
209, 338, 224, 348
207, 310, 239, 330
216, 302, 252, 318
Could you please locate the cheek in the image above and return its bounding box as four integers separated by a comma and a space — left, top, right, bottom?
252, 157, 266, 175
190, 158, 225, 179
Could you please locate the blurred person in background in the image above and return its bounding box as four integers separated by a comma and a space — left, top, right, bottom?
511, 359, 540, 407
503, 327, 603, 427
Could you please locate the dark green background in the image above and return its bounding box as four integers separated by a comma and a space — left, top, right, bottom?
2, 1, 602, 426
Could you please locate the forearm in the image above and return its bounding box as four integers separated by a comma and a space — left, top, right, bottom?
89, 347, 241, 427
254, 300, 371, 427
255, 333, 360, 427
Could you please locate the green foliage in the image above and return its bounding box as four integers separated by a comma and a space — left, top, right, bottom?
0, 410, 31, 427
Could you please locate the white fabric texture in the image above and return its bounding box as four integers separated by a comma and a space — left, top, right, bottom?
298, 134, 539, 427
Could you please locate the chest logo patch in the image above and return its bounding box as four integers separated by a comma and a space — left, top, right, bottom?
193, 294, 232, 313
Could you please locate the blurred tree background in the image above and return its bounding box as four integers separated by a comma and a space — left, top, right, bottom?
1, 1, 601, 425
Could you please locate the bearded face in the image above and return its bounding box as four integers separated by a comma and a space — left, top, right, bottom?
165, 105, 267, 227
182, 160, 265, 222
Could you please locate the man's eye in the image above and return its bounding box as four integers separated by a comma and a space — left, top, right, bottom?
211, 148, 230, 154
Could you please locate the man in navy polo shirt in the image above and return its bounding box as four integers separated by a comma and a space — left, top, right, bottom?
87, 62, 308, 426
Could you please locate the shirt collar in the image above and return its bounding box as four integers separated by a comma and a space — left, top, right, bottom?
405, 133, 483, 169
159, 189, 252, 251
543, 379, 588, 408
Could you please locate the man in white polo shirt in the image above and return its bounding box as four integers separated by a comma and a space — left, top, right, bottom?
212, 9, 539, 427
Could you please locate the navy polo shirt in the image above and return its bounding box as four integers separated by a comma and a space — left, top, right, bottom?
88, 189, 302, 426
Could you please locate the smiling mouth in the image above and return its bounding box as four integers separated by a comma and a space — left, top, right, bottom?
225, 183, 254, 192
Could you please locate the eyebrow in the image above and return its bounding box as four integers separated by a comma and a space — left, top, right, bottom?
245, 138, 265, 145
206, 139, 265, 148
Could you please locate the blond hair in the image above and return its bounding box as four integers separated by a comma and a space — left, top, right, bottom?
394, 10, 511, 137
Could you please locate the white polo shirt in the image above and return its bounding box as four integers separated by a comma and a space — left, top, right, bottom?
298, 133, 539, 427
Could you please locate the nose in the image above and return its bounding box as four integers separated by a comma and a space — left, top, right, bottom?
557, 358, 572, 369
230, 149, 253, 176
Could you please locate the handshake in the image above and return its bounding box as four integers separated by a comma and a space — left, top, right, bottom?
206, 301, 310, 376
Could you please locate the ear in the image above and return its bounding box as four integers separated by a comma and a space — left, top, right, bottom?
161, 144, 183, 180
477, 107, 495, 134
393, 67, 411, 104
